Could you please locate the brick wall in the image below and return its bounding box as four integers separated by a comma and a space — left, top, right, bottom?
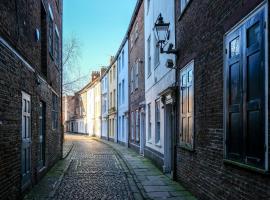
174, 0, 270, 199
0, 0, 62, 199
128, 0, 145, 150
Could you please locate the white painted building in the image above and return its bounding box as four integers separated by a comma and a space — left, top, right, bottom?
117, 39, 129, 145
87, 72, 102, 137
101, 71, 109, 139
144, 0, 176, 174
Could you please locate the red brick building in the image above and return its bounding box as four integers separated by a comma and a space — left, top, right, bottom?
0, 0, 63, 198
128, 0, 146, 154
174, 0, 269, 199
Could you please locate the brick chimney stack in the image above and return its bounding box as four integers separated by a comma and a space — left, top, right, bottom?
91, 71, 100, 82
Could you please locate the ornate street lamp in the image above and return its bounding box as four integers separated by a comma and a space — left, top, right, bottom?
154, 13, 178, 55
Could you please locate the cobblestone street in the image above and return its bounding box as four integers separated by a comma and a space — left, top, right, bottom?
54, 135, 136, 200
25, 134, 196, 200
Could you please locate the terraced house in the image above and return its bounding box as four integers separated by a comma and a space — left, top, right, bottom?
128, 0, 146, 154
144, 0, 176, 175
117, 38, 129, 145
108, 58, 118, 142
0, 0, 63, 198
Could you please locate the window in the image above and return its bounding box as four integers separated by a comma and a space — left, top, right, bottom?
55, 28, 60, 66
136, 110, 139, 142
122, 80, 125, 103
110, 92, 112, 108
148, 103, 152, 141
147, 36, 151, 76
131, 33, 134, 48
41, 4, 47, 77
110, 70, 112, 83
52, 93, 58, 129
122, 116, 125, 139
119, 116, 121, 137
56, 0, 60, 12
130, 67, 134, 92
155, 100, 160, 144
135, 61, 139, 89
122, 50, 125, 69
113, 66, 116, 80
147, 0, 150, 15
135, 22, 139, 40
113, 89, 116, 107
131, 112, 134, 140
154, 36, 160, 67
48, 15, 54, 57
224, 8, 267, 169
180, 0, 190, 13
118, 56, 121, 72
180, 61, 194, 149
21, 92, 31, 183
118, 83, 121, 105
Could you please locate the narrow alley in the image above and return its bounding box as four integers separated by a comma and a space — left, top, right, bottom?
25, 134, 196, 200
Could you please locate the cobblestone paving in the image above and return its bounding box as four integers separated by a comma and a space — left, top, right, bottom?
53, 135, 134, 200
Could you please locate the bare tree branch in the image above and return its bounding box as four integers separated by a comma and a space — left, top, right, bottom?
63, 36, 87, 96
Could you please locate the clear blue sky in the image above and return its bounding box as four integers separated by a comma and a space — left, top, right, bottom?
63, 0, 137, 77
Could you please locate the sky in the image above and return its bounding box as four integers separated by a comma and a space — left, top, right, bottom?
63, 0, 137, 79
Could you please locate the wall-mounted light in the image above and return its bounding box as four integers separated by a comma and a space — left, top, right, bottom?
35, 29, 40, 42
154, 14, 178, 55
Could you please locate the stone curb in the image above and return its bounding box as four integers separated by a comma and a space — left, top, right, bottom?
48, 158, 73, 199
62, 142, 74, 159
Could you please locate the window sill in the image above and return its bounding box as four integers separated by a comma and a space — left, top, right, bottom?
178, 143, 195, 152
223, 159, 269, 175
147, 140, 152, 144
178, 0, 193, 22
155, 143, 162, 148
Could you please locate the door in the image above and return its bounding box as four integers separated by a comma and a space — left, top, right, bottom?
140, 111, 145, 155
38, 102, 46, 170
21, 92, 31, 189
164, 104, 173, 174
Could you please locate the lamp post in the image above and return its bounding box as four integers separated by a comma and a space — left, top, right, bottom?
154, 13, 178, 55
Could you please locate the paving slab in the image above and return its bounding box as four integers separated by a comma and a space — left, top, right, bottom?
99, 138, 197, 200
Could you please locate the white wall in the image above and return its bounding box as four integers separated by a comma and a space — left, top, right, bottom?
117, 40, 129, 144
144, 0, 176, 154
101, 73, 109, 138
87, 87, 94, 136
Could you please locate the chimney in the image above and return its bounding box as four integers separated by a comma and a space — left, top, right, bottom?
100, 67, 107, 76
91, 71, 100, 82
110, 56, 115, 64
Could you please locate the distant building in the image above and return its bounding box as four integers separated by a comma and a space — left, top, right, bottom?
101, 69, 109, 139
117, 39, 129, 145
0, 0, 63, 198
144, 0, 176, 174
108, 58, 118, 142
87, 71, 102, 137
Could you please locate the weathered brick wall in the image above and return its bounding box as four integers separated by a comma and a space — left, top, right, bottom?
128, 1, 145, 149
0, 0, 62, 199
175, 0, 270, 199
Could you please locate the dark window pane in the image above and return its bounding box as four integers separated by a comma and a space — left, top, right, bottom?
230, 36, 240, 58
247, 22, 260, 47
